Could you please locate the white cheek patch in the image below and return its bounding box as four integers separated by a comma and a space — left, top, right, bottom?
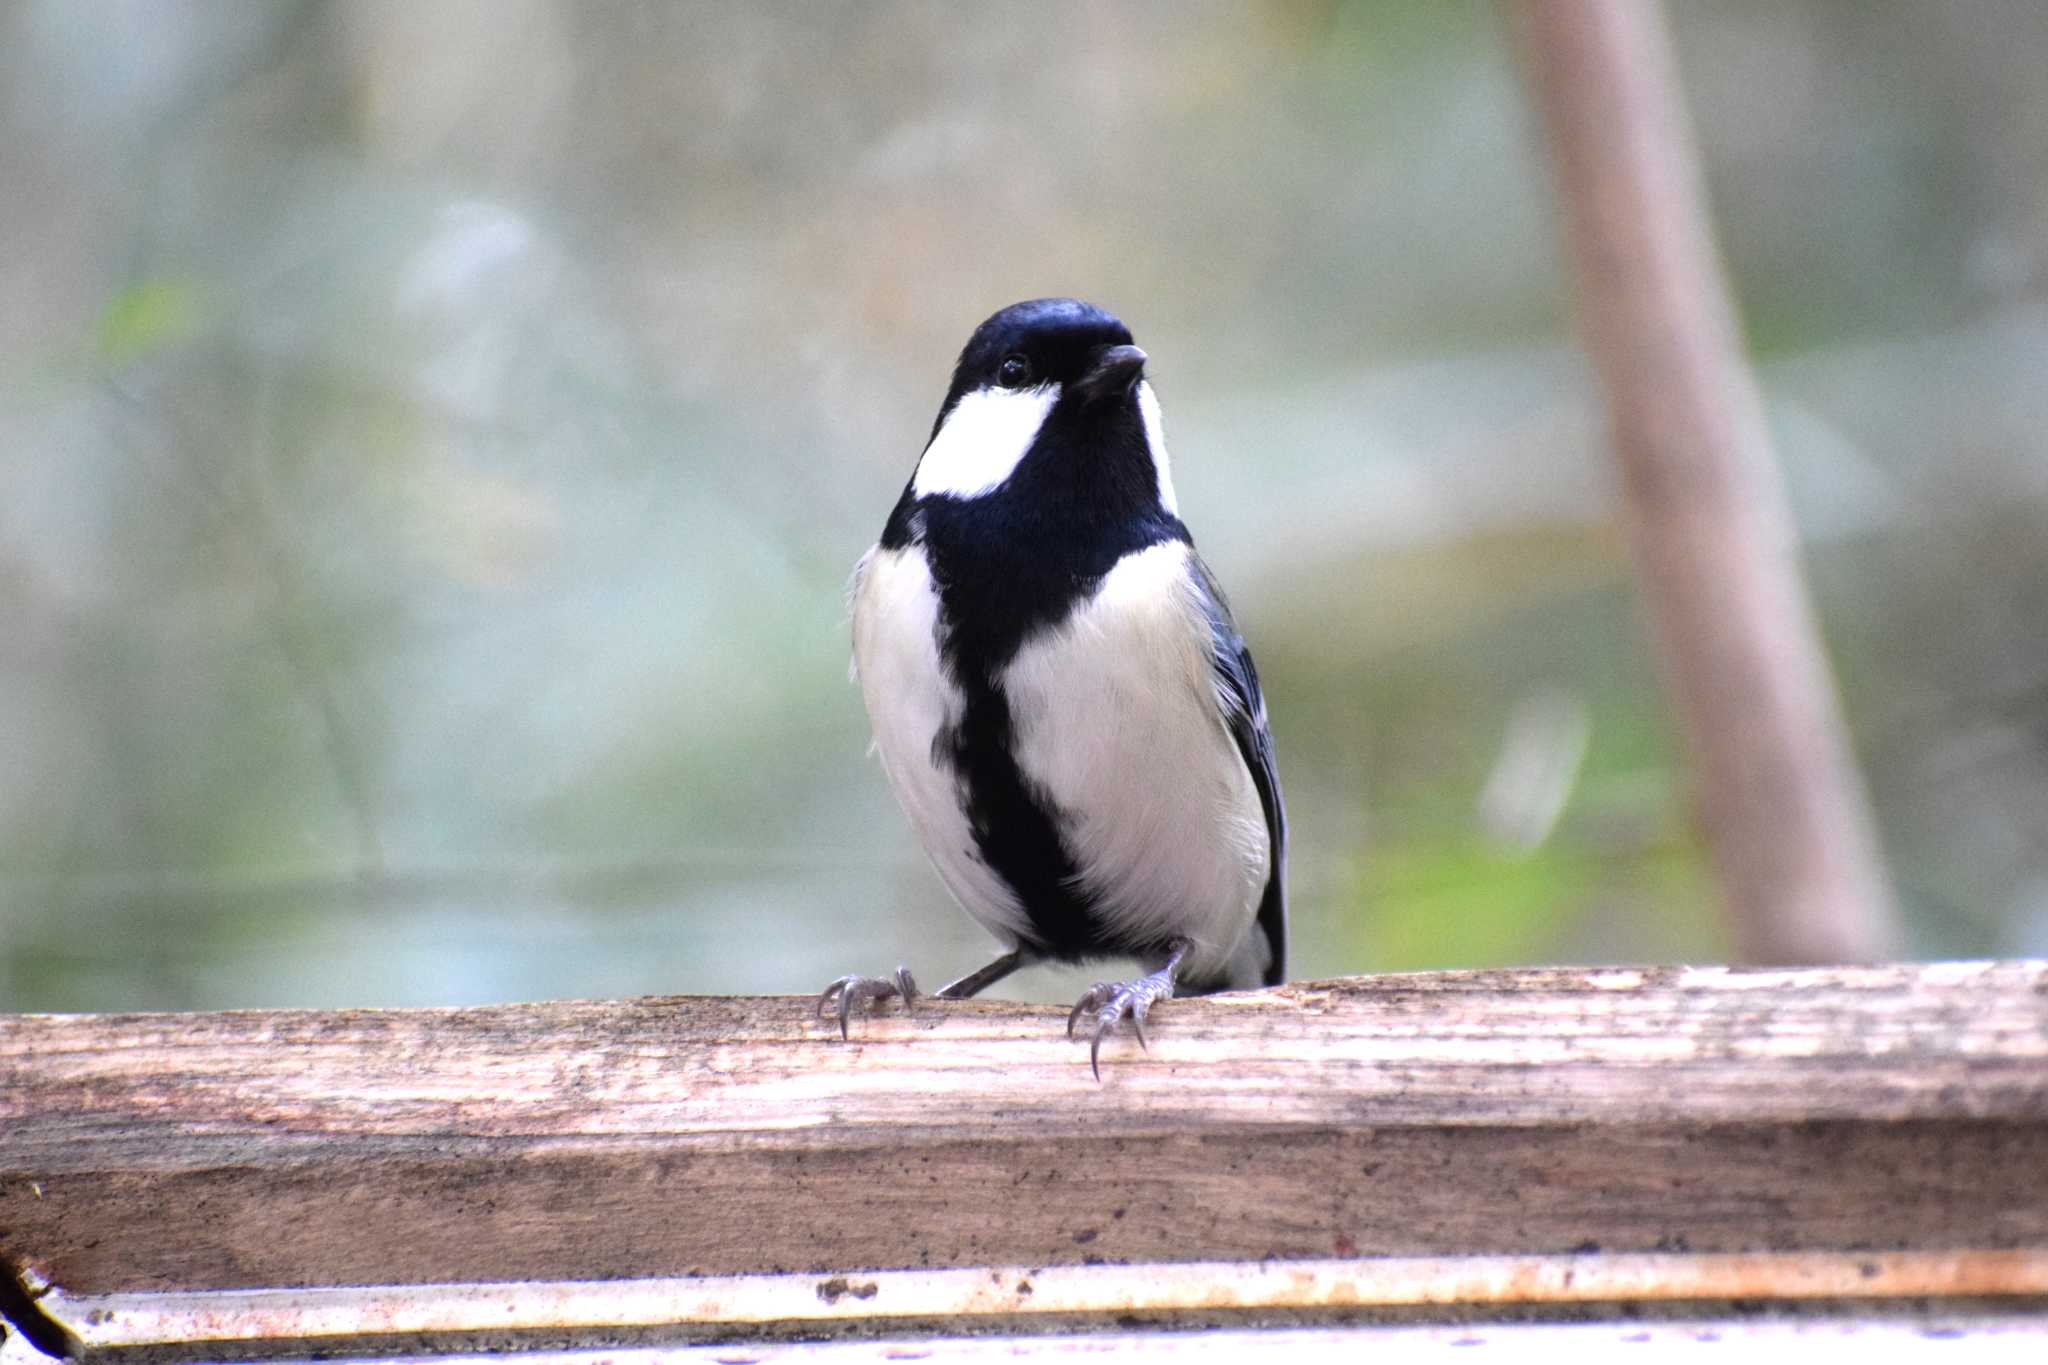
1136, 381, 1180, 515
911, 384, 1060, 500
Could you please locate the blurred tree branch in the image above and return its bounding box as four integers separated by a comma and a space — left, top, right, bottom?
1510, 0, 1899, 962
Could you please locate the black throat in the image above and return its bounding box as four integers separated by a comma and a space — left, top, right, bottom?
879, 393, 1188, 960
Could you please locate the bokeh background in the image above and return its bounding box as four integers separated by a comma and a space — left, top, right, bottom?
5, 0, 2047, 1011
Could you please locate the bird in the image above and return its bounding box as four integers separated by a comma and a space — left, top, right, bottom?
819, 298, 1285, 1077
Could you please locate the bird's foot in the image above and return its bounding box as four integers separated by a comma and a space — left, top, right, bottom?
1067, 948, 1186, 1081
816, 966, 919, 1040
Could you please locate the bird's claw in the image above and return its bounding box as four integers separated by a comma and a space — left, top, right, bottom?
1067, 971, 1174, 1081
816, 967, 919, 1039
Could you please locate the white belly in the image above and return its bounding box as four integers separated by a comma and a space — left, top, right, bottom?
851, 539, 1269, 981
1001, 541, 1269, 983
850, 545, 1032, 942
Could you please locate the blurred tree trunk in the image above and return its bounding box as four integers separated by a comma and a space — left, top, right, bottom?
1510, 0, 1900, 963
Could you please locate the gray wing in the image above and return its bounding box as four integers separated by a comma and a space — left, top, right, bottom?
1192, 553, 1287, 987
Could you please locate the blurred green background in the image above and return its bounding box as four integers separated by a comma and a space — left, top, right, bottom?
4, 1, 2046, 1012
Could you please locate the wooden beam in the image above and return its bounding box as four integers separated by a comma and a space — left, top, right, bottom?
4, 962, 2045, 1322
31, 1251, 2048, 1349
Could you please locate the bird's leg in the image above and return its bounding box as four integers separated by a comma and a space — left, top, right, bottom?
816, 966, 918, 1040
934, 949, 1028, 999
1067, 938, 1192, 1080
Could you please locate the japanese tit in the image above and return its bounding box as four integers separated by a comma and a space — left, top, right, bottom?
820, 298, 1286, 1076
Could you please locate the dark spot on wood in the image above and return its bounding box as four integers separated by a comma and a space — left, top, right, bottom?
814, 1277, 877, 1304
1072, 1228, 1098, 1245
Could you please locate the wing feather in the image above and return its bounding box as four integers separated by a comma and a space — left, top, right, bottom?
1191, 554, 1287, 986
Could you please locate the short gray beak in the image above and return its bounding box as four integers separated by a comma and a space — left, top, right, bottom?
1077, 344, 1147, 402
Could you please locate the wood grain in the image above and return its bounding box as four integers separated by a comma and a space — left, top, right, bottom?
3, 964, 2045, 1299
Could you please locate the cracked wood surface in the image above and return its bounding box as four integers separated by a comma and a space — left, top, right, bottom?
2, 963, 2046, 1298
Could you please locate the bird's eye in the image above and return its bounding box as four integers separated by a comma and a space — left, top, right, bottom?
996, 354, 1033, 389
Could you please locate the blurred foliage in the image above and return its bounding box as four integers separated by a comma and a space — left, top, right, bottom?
3, 0, 2047, 1010
96, 277, 205, 366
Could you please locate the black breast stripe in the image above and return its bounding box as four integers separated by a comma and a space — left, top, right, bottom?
897, 489, 1191, 962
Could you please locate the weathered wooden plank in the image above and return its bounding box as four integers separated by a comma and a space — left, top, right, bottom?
3, 964, 2045, 1304
10, 1313, 2048, 1365
36, 1251, 2048, 1348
